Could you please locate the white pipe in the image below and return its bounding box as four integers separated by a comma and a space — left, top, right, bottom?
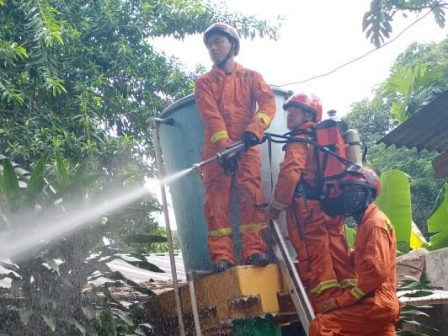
151, 119, 186, 336
188, 278, 202, 336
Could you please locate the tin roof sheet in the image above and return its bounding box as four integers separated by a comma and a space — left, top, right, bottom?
380, 90, 448, 153
0, 253, 186, 289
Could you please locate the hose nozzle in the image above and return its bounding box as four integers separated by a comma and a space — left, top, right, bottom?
192, 162, 202, 174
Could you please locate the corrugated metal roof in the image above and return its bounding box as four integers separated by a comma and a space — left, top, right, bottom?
0, 253, 186, 289
380, 90, 448, 152
107, 253, 186, 283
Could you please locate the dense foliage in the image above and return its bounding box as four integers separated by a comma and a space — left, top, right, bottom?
0, 0, 279, 170
345, 37, 448, 234
363, 0, 447, 47
0, 0, 279, 245
0, 154, 161, 335
0, 1, 280, 334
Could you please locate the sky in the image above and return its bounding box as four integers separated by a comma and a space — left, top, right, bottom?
154, 0, 448, 117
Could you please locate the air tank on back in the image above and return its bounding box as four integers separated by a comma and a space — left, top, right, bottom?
157, 87, 290, 274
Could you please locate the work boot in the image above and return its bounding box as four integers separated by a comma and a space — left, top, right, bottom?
213, 260, 233, 273
245, 253, 270, 267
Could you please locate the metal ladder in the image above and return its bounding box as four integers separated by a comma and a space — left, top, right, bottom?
270, 219, 315, 335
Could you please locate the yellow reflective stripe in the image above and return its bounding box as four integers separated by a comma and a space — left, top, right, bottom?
210, 130, 229, 143
209, 227, 232, 237
339, 278, 358, 288
350, 286, 365, 299
240, 222, 267, 233
385, 219, 394, 232
310, 279, 340, 296
255, 112, 271, 128
272, 200, 288, 211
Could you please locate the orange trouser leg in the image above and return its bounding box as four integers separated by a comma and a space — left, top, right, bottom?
286, 199, 341, 313
236, 148, 267, 261
203, 160, 234, 264
309, 302, 397, 336
326, 216, 357, 288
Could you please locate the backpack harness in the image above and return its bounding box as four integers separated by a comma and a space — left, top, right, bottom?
265, 119, 367, 218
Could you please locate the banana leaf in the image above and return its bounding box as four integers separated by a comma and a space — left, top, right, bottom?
344, 225, 356, 249
376, 170, 412, 253
24, 152, 49, 205
0, 159, 22, 212
56, 152, 70, 193
410, 221, 427, 250
427, 184, 448, 250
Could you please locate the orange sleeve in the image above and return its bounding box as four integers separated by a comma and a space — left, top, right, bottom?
336, 226, 392, 308
195, 77, 230, 151
245, 72, 276, 140
271, 141, 309, 210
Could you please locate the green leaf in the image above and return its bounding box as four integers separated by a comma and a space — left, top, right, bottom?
55, 152, 70, 192
98, 309, 117, 336
112, 310, 133, 326
66, 318, 86, 336
427, 184, 448, 250
1, 159, 22, 212
0, 261, 19, 273
104, 271, 154, 296
134, 327, 146, 335
0, 272, 21, 281
344, 225, 356, 249
19, 309, 32, 326
399, 279, 431, 290
24, 152, 49, 204
81, 306, 96, 321
42, 313, 57, 332
43, 257, 60, 275
399, 309, 430, 318
10, 278, 23, 297
402, 290, 434, 298
376, 170, 412, 253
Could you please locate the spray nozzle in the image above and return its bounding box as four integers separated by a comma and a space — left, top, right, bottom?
192, 163, 202, 174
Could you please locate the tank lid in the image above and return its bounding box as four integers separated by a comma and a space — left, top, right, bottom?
160, 86, 290, 118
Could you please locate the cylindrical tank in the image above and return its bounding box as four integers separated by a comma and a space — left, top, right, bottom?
158, 87, 290, 273
345, 129, 363, 166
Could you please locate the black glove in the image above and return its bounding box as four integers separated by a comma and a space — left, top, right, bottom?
242, 131, 261, 150
218, 153, 239, 175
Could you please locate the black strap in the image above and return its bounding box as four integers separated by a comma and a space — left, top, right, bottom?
264, 132, 353, 166
268, 134, 274, 193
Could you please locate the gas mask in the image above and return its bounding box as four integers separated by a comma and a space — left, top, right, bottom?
322, 187, 372, 221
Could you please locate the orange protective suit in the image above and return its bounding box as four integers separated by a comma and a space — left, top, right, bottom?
271, 123, 356, 312
194, 63, 276, 264
309, 204, 400, 336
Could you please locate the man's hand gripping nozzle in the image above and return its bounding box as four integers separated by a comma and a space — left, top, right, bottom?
191, 141, 246, 174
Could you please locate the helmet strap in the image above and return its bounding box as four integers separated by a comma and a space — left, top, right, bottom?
217, 43, 235, 72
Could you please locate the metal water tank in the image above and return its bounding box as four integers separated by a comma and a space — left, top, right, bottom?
157, 87, 290, 273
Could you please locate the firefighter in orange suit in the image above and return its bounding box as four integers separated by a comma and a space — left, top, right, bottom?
266, 93, 357, 312
310, 167, 400, 336
195, 23, 276, 272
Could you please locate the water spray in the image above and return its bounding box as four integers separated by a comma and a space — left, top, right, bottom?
191, 141, 245, 173
0, 185, 156, 260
